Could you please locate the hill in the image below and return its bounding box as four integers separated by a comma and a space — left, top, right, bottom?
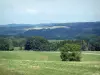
0, 22, 100, 39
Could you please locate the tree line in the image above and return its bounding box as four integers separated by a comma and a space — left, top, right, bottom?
0, 36, 100, 61
0, 36, 100, 51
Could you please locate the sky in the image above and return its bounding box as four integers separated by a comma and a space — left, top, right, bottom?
0, 0, 100, 25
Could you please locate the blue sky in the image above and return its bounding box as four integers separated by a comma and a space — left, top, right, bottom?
0, 0, 100, 24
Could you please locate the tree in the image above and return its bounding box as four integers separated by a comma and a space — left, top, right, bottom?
8, 39, 14, 51
49, 42, 58, 51
60, 44, 81, 61
24, 36, 49, 51
0, 38, 14, 51
81, 40, 88, 51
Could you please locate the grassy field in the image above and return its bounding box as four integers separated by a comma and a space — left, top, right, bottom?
0, 51, 100, 75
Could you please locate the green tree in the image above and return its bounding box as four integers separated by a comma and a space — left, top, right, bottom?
8, 39, 14, 51
60, 44, 81, 61
0, 38, 14, 51
81, 40, 88, 51
24, 36, 49, 51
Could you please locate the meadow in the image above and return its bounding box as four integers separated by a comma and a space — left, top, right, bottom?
0, 51, 100, 75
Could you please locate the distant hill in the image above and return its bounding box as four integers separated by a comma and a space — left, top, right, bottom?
0, 22, 100, 39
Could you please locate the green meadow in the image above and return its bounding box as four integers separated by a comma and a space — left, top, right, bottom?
0, 51, 100, 75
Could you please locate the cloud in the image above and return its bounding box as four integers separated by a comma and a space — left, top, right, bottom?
11, 8, 39, 15
25, 9, 39, 14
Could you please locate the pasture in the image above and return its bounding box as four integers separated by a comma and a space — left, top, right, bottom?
0, 51, 100, 75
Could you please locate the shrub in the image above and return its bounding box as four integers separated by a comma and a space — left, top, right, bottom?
60, 44, 81, 61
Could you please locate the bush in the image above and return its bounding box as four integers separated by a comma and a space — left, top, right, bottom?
60, 44, 81, 61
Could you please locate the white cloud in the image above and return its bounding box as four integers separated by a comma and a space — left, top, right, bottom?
12, 8, 39, 15
26, 9, 39, 14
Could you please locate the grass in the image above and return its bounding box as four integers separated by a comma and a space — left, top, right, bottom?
0, 51, 100, 75
83, 51, 100, 54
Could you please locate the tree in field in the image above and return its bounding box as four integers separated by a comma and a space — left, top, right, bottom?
60, 44, 81, 61
24, 36, 49, 51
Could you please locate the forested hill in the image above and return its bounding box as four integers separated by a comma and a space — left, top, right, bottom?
0, 22, 100, 39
